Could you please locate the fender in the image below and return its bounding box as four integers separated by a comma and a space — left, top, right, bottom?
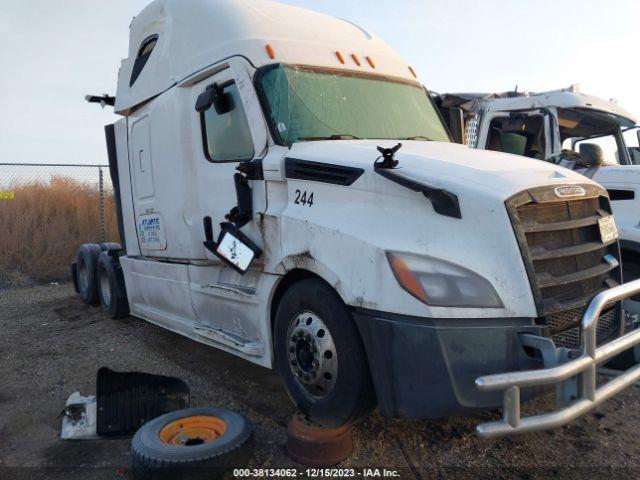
277, 252, 349, 304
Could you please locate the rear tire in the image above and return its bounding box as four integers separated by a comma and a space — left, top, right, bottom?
97, 251, 130, 319
75, 244, 102, 305
274, 278, 375, 428
100, 242, 122, 252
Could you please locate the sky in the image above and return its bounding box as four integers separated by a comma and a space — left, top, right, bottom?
0, 0, 638, 165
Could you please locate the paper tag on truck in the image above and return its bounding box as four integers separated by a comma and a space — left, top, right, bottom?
598, 216, 619, 244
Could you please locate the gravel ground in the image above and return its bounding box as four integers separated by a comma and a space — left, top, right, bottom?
1, 283, 640, 479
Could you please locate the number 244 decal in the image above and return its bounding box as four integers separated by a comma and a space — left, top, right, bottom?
294, 189, 314, 207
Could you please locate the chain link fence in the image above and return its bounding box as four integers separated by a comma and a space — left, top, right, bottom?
0, 163, 119, 287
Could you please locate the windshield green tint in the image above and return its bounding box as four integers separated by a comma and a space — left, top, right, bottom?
258, 65, 450, 145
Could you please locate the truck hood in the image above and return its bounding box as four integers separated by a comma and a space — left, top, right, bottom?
288, 140, 595, 200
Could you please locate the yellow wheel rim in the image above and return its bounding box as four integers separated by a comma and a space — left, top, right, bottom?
159, 415, 227, 446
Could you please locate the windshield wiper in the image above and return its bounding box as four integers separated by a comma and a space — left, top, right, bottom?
298, 134, 361, 141
403, 136, 432, 141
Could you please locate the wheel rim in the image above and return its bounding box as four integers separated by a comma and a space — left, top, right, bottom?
286, 310, 338, 399
100, 266, 111, 305
159, 415, 227, 447
79, 261, 89, 291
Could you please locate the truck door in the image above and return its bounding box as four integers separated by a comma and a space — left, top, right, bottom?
187, 60, 271, 358
478, 109, 553, 160
128, 116, 168, 251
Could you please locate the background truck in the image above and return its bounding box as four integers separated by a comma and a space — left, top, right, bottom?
77, 0, 640, 437
435, 85, 640, 288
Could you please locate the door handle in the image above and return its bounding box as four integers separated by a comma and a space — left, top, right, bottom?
139, 150, 146, 173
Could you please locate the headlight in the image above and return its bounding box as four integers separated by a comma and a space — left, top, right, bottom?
386, 252, 503, 308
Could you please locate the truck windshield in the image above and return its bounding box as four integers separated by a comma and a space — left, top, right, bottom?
557, 108, 639, 165
258, 65, 450, 145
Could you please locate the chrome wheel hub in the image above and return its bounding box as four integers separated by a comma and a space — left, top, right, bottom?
287, 311, 338, 399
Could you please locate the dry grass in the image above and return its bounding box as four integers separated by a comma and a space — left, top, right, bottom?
0, 177, 119, 286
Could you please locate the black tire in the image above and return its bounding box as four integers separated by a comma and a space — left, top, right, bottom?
131, 407, 253, 480
274, 278, 375, 428
101, 242, 122, 252
97, 251, 130, 319
75, 244, 102, 305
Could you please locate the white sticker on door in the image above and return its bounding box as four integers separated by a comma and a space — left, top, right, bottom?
137, 213, 167, 250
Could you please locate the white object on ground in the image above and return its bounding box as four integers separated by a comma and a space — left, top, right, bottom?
60, 392, 98, 440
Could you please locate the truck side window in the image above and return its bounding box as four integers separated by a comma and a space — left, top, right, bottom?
570, 135, 619, 164
130, 35, 158, 87
487, 116, 545, 159
200, 83, 254, 162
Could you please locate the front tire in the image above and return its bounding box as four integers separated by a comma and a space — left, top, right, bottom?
274, 278, 375, 428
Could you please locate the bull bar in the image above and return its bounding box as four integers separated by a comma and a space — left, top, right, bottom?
475, 279, 640, 438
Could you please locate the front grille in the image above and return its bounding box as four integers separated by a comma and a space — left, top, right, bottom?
546, 305, 620, 349
507, 185, 620, 314
507, 185, 623, 348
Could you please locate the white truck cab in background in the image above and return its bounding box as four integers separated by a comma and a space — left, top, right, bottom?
436, 86, 640, 287
77, 0, 640, 437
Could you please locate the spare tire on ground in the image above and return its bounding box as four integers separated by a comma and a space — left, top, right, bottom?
75, 243, 102, 305
97, 251, 130, 319
131, 407, 253, 480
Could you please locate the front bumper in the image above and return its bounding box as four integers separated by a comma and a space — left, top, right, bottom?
352, 311, 545, 419
353, 279, 640, 436
475, 279, 640, 438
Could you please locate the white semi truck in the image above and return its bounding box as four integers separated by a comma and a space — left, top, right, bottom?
78, 0, 640, 438
435, 86, 640, 286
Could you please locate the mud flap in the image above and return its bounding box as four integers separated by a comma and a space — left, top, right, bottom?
96, 367, 190, 437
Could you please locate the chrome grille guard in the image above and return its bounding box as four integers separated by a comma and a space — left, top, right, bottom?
475, 279, 640, 438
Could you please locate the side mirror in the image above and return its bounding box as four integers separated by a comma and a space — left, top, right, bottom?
202, 218, 262, 275
448, 107, 465, 144
195, 84, 234, 115
578, 143, 605, 166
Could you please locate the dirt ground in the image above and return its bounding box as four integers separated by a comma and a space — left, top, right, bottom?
1, 283, 640, 479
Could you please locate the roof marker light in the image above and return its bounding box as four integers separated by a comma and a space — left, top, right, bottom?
408, 66, 417, 78
365, 56, 376, 69
351, 54, 361, 67
335, 51, 346, 64
265, 44, 276, 59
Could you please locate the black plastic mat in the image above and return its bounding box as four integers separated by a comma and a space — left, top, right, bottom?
96, 367, 190, 437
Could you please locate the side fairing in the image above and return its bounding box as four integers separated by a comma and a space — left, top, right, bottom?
113, 118, 141, 257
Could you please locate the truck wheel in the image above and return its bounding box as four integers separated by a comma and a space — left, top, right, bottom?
97, 251, 130, 319
100, 242, 122, 252
274, 278, 375, 428
75, 244, 102, 305
131, 407, 252, 480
